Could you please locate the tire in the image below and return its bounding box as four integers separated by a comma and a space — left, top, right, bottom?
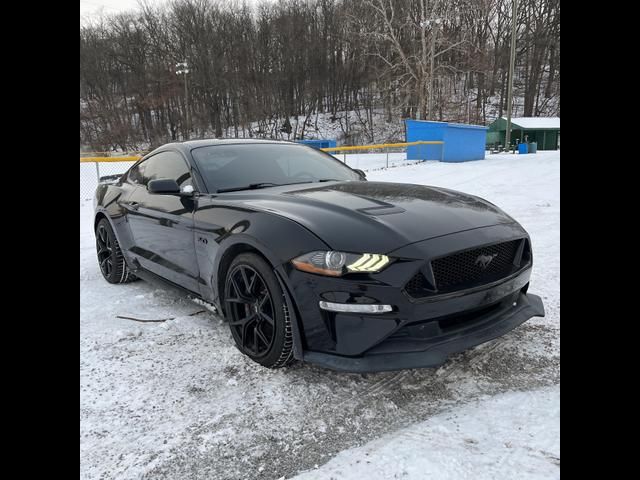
95, 218, 137, 284
224, 253, 294, 368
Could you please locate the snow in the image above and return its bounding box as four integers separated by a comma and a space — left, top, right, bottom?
243, 108, 406, 145
331, 151, 420, 171
293, 386, 559, 480
80, 150, 559, 479
504, 117, 560, 129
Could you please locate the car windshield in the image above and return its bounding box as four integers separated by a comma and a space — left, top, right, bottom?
190, 143, 361, 192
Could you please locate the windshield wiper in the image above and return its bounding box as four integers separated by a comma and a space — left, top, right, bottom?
217, 182, 281, 193
317, 178, 342, 182
216, 181, 316, 193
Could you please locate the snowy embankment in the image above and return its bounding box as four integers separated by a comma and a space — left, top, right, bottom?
80, 150, 559, 480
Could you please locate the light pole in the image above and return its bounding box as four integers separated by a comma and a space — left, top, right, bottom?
504, 0, 518, 151
176, 61, 190, 140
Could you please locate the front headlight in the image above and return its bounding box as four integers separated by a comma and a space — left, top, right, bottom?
291, 251, 392, 277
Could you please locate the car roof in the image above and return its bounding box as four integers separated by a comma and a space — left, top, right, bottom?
148, 138, 296, 157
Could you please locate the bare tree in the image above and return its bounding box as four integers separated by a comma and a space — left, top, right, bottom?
80, 0, 559, 150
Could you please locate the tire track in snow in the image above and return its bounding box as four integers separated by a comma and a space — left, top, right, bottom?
333, 370, 412, 410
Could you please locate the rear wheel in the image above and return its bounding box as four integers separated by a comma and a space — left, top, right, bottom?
95, 218, 137, 284
224, 253, 293, 368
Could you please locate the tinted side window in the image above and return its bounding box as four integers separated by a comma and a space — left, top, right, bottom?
141, 152, 192, 188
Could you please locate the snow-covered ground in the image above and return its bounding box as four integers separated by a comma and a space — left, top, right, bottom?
295, 386, 559, 480
80, 150, 560, 479
333, 151, 429, 171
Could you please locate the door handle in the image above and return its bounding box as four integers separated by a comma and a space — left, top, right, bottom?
125, 201, 140, 211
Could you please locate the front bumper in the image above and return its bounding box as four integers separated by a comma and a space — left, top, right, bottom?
303, 291, 544, 372
276, 225, 545, 372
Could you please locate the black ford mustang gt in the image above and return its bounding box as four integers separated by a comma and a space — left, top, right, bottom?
94, 139, 544, 372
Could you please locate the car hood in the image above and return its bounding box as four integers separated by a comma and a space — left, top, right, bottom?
232, 181, 516, 253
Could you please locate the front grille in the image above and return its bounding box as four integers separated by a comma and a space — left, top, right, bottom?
431, 240, 521, 292
403, 239, 529, 299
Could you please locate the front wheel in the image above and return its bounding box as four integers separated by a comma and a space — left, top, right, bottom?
95, 218, 137, 284
224, 253, 293, 368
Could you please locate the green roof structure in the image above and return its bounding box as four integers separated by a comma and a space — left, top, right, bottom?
487, 117, 560, 150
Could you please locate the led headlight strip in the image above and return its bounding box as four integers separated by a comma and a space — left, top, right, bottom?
347, 254, 390, 272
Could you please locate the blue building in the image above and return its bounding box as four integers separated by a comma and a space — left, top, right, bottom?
406, 120, 488, 162
295, 139, 337, 150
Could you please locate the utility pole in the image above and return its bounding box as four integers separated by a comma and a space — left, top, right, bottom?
418, 19, 427, 120
429, 25, 435, 120
422, 18, 442, 120
176, 61, 190, 140
504, 0, 518, 151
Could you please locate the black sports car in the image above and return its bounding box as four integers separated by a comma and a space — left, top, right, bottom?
94, 139, 544, 372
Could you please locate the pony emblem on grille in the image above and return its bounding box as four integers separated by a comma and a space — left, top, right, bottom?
475, 253, 498, 269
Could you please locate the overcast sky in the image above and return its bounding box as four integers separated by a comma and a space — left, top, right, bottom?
80, 0, 270, 21
80, 0, 166, 19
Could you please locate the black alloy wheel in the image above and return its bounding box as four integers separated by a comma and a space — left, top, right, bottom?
224, 253, 293, 368
95, 218, 137, 284
96, 223, 114, 277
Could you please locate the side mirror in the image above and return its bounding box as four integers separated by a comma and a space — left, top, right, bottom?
147, 178, 181, 194
353, 169, 367, 180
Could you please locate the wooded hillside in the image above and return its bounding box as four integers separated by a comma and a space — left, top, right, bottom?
80, 0, 560, 150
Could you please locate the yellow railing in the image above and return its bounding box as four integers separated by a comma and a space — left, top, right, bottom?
320, 140, 443, 153
80, 155, 142, 163
80, 150, 148, 156
79, 140, 444, 163
79, 156, 143, 163
321, 140, 444, 165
